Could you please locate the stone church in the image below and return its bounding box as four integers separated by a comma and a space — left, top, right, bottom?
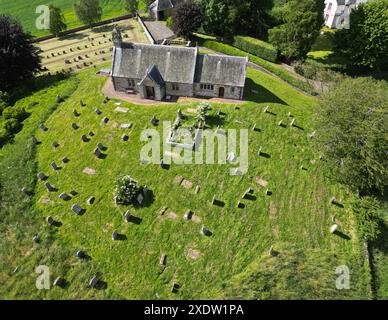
110, 27, 247, 101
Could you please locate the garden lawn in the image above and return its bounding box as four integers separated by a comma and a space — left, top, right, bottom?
0, 66, 371, 299
0, 0, 127, 38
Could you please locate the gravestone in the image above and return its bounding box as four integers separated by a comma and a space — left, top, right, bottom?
71, 204, 85, 215
278, 120, 283, 126
160, 254, 167, 267
39, 124, 48, 131
53, 277, 65, 287
269, 245, 277, 257
290, 118, 295, 127
258, 146, 262, 156
264, 106, 269, 113
159, 206, 168, 216
52, 141, 60, 148
31, 135, 39, 145
95, 109, 102, 115
59, 193, 70, 201
72, 123, 79, 130
80, 100, 85, 107
70, 190, 78, 196
21, 187, 28, 194
137, 193, 144, 205
75, 250, 85, 259
62, 157, 69, 164
87, 197, 95, 205
46, 216, 54, 225
44, 182, 56, 192
237, 201, 244, 209
121, 134, 129, 142
89, 131, 95, 137
89, 276, 99, 288
330, 224, 338, 234
151, 116, 158, 126
171, 283, 179, 293
200, 226, 211, 236
33, 235, 40, 244
195, 186, 200, 194
120, 123, 132, 129
94, 148, 103, 159
102, 117, 109, 124
73, 109, 80, 117
37, 172, 47, 181
51, 162, 59, 170
81, 134, 89, 142
184, 210, 193, 221
124, 211, 131, 222
112, 229, 119, 240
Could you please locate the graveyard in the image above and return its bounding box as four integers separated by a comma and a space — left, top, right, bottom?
37, 18, 148, 74
0, 63, 371, 299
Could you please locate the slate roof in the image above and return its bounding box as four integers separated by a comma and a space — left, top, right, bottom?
195, 54, 248, 87
140, 64, 165, 86
112, 43, 247, 87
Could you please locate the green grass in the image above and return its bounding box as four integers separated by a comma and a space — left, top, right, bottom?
0, 0, 127, 37
0, 64, 372, 299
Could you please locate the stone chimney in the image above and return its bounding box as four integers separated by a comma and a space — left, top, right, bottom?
112, 25, 122, 47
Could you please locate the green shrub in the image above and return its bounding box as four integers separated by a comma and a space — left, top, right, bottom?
2, 106, 29, 121
166, 16, 173, 28
0, 128, 8, 145
197, 38, 316, 95
2, 118, 23, 135
352, 197, 382, 242
233, 36, 278, 62
0, 99, 7, 115
114, 175, 140, 205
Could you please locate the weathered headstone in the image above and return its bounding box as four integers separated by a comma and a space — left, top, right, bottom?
87, 197, 95, 205
121, 134, 129, 142
171, 283, 179, 293
51, 162, 59, 170
59, 193, 70, 201
75, 250, 86, 259
94, 148, 103, 159
79, 100, 85, 107
184, 210, 193, 221
112, 229, 119, 241
44, 182, 56, 192
151, 116, 158, 126
37, 172, 47, 180
290, 118, 296, 127
52, 141, 60, 148
82, 135, 90, 142
95, 109, 102, 115
46, 216, 54, 225
264, 106, 269, 113
97, 143, 106, 151
102, 117, 109, 124
70, 190, 78, 196
33, 234, 40, 244
31, 135, 39, 145
124, 211, 131, 222
330, 224, 338, 234
39, 124, 48, 132
71, 204, 85, 215
72, 123, 79, 130
73, 109, 80, 117
62, 157, 69, 164
200, 226, 211, 236
195, 185, 200, 194
160, 254, 167, 267
89, 276, 99, 288
89, 131, 95, 137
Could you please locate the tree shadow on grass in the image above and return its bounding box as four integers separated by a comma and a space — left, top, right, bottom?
244, 78, 288, 106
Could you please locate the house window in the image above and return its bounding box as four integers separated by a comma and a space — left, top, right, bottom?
328, 2, 332, 11
231, 87, 235, 95
172, 83, 179, 91
200, 84, 214, 91
325, 14, 329, 22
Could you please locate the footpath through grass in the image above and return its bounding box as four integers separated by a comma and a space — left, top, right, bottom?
0, 65, 372, 299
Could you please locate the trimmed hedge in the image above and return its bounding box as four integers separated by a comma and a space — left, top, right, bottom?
233, 36, 278, 62
198, 38, 316, 95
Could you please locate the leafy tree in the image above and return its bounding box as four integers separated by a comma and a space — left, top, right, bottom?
352, 197, 382, 242
114, 175, 140, 205
268, 0, 325, 61
0, 15, 42, 91
125, 0, 139, 15
49, 5, 67, 36
166, 16, 174, 29
196, 102, 211, 125
333, 0, 388, 71
315, 77, 388, 194
201, 0, 232, 39
74, 0, 102, 27
2, 106, 28, 121
0, 99, 8, 115
172, 1, 203, 39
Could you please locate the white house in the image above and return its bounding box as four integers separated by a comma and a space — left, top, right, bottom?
324, 0, 368, 29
